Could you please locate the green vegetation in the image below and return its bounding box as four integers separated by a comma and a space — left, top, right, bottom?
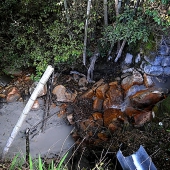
0, 0, 169, 78
8, 152, 69, 170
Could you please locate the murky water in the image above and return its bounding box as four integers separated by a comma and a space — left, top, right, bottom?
0, 99, 74, 159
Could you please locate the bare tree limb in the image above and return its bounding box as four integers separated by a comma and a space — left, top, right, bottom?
64, 0, 70, 24
87, 53, 99, 83
104, 0, 108, 26
83, 0, 92, 66
114, 39, 126, 62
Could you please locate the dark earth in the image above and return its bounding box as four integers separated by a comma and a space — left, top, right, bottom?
54, 57, 170, 170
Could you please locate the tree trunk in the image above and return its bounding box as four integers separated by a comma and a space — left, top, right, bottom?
64, 0, 70, 24
83, 0, 92, 66
103, 0, 108, 26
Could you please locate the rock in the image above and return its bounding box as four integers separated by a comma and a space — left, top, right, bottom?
125, 85, 146, 98
81, 79, 104, 99
0, 75, 12, 87
103, 82, 123, 110
31, 100, 40, 110
108, 123, 118, 132
93, 97, 103, 111
73, 74, 80, 82
161, 56, 170, 66
29, 82, 47, 97
135, 53, 141, 63
122, 67, 134, 74
140, 61, 146, 70
6, 87, 21, 102
130, 88, 164, 108
164, 67, 170, 76
3, 67, 23, 76
78, 77, 88, 87
103, 108, 126, 127
57, 103, 67, 117
158, 45, 170, 56
121, 70, 143, 92
97, 133, 108, 141
0, 93, 6, 98
67, 114, 74, 124
81, 89, 94, 99
52, 85, 77, 102
124, 53, 133, 65
80, 87, 88, 91
124, 107, 143, 117
96, 83, 109, 99
144, 55, 164, 66
78, 112, 103, 138
144, 65, 164, 76
121, 72, 132, 79
143, 73, 154, 87
90, 112, 103, 126
133, 111, 153, 127
91, 112, 103, 120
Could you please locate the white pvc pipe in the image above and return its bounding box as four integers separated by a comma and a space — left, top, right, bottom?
2, 65, 54, 159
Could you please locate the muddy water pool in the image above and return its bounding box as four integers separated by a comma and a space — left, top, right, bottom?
0, 99, 74, 159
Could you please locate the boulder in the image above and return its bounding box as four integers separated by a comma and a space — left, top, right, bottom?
96, 83, 109, 99
93, 97, 103, 111
6, 87, 21, 102
130, 88, 164, 108
125, 85, 146, 98
158, 45, 170, 56
144, 65, 164, 76
81, 79, 105, 99
161, 57, 170, 66
124, 53, 133, 65
144, 55, 164, 66
97, 133, 108, 141
143, 73, 154, 87
135, 53, 141, 63
81, 89, 94, 99
103, 108, 126, 127
31, 100, 40, 110
124, 107, 153, 126
78, 112, 103, 138
90, 112, 103, 126
121, 70, 143, 92
133, 111, 153, 127
78, 77, 88, 87
103, 82, 123, 110
124, 107, 144, 117
164, 67, 170, 76
52, 85, 77, 102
